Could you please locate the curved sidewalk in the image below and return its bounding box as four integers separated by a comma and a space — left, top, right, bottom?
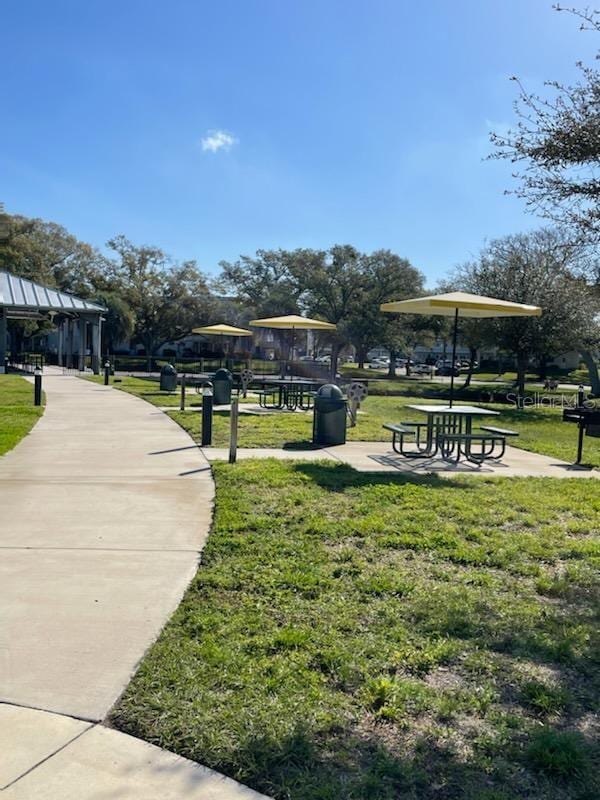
0, 374, 267, 798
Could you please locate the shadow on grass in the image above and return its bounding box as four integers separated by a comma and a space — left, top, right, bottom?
282, 440, 321, 451
291, 461, 475, 491
217, 720, 596, 800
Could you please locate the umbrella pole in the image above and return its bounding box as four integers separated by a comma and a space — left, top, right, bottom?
449, 308, 459, 408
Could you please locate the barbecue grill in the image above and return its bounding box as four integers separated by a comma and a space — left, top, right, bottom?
562, 405, 600, 463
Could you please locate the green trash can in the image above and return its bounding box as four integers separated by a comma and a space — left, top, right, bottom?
313, 384, 347, 445
159, 363, 178, 392
213, 367, 233, 405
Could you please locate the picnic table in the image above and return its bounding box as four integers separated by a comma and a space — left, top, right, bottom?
254, 378, 326, 411
383, 404, 515, 464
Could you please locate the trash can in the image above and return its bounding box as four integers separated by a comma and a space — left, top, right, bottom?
213, 367, 233, 405
159, 363, 178, 392
313, 384, 347, 445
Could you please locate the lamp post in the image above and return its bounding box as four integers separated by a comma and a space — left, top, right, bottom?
34, 368, 43, 406
201, 381, 213, 446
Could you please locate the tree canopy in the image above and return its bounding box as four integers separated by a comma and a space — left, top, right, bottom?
491, 6, 600, 250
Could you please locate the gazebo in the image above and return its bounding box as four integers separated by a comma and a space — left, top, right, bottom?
0, 271, 105, 374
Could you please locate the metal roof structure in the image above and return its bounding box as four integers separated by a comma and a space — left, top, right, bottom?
0, 271, 105, 315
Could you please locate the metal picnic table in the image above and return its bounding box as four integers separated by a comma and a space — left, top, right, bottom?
393, 404, 503, 464
255, 378, 326, 411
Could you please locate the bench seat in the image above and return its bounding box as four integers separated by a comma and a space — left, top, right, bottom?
383, 422, 413, 435
479, 425, 519, 436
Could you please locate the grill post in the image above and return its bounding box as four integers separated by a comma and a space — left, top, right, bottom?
180, 374, 186, 411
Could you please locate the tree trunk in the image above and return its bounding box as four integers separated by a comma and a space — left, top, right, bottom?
330, 341, 341, 380
387, 349, 396, 378
461, 346, 477, 389
357, 346, 366, 369
580, 350, 600, 395
405, 351, 412, 377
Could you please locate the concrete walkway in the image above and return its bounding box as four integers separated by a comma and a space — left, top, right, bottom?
0, 373, 268, 798
202, 441, 600, 478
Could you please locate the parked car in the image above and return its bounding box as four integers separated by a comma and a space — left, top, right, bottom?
315, 355, 331, 363
368, 359, 389, 369
412, 363, 434, 375
436, 365, 460, 377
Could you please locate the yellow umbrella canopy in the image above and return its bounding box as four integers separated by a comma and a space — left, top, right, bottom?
380, 291, 542, 406
250, 315, 336, 374
249, 314, 336, 330
192, 323, 253, 336
380, 291, 542, 319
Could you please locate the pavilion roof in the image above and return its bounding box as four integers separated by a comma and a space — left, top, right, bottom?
0, 271, 105, 314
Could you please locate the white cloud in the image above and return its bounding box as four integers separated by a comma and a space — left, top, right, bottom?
200, 129, 237, 153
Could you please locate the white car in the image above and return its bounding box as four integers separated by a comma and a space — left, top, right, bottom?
368, 359, 389, 369
412, 363, 434, 375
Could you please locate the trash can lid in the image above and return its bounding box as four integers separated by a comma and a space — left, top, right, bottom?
317, 383, 344, 399
161, 363, 177, 374
214, 368, 233, 379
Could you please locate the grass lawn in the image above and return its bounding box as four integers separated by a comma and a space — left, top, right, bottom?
0, 374, 44, 456
84, 374, 203, 407
113, 459, 600, 800
84, 374, 600, 467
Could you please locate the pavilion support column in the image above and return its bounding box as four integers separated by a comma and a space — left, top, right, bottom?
78, 317, 87, 372
66, 319, 74, 369
91, 315, 101, 375
0, 309, 7, 373
57, 320, 64, 369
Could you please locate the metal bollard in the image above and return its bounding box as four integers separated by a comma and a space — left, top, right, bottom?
34, 368, 43, 406
229, 397, 239, 464
201, 381, 213, 446
180, 374, 186, 411
104, 361, 111, 386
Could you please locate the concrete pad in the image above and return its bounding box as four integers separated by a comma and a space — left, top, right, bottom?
0, 548, 200, 720
202, 447, 336, 462
1, 704, 91, 789
3, 724, 269, 799
203, 441, 599, 478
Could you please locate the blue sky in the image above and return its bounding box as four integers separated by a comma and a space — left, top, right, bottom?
1, 1, 596, 285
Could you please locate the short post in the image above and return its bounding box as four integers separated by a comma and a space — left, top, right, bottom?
34, 368, 42, 406
578, 384, 585, 408
104, 360, 111, 386
201, 381, 213, 446
180, 374, 186, 411
229, 397, 239, 464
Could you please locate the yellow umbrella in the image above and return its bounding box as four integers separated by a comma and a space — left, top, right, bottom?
192, 323, 253, 366
380, 291, 542, 406
192, 323, 253, 336
249, 315, 336, 376
249, 314, 336, 331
